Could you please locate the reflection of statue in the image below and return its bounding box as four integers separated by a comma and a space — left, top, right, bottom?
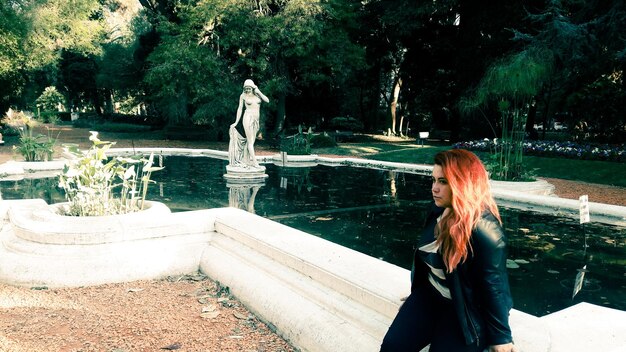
229, 79, 269, 169
228, 184, 262, 213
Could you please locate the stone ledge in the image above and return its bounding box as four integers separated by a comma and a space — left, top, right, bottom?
0, 203, 623, 351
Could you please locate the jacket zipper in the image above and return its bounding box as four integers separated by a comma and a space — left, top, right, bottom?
464, 304, 480, 346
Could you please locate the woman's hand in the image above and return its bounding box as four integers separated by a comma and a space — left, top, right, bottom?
488, 342, 518, 352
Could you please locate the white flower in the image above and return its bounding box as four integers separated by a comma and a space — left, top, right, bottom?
89, 131, 100, 142
64, 168, 80, 178
124, 166, 136, 180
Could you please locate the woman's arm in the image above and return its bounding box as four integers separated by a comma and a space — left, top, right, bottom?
471, 215, 514, 346
232, 94, 244, 127
253, 87, 269, 103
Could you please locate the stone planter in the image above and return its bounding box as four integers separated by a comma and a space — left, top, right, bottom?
0, 199, 218, 288
10, 201, 173, 245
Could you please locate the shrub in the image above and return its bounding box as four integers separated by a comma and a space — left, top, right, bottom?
281, 125, 312, 155
36, 86, 66, 113
38, 111, 61, 124
310, 133, 337, 148
328, 116, 364, 131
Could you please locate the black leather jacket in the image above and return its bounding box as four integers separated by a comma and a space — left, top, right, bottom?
412, 205, 514, 347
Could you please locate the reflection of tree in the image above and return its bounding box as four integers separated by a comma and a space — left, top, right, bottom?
384, 171, 402, 206
279, 167, 312, 198
1, 178, 66, 204
227, 184, 263, 213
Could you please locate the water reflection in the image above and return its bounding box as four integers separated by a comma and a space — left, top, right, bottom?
227, 182, 263, 213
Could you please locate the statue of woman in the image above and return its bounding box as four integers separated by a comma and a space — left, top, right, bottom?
228, 79, 269, 169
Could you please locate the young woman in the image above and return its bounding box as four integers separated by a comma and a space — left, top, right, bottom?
381, 149, 518, 352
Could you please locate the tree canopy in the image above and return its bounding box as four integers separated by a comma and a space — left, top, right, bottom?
2, 0, 624, 143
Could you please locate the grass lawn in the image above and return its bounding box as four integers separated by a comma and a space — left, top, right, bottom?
313, 142, 626, 187
522, 155, 626, 187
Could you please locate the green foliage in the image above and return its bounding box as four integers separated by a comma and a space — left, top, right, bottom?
310, 133, 337, 148
2, 108, 57, 161
141, 0, 366, 130
38, 111, 61, 124
14, 129, 57, 162
36, 86, 66, 112
0, 1, 27, 79
511, 1, 626, 143
58, 132, 164, 216
143, 17, 235, 126
566, 74, 626, 143
464, 49, 553, 108
2, 0, 625, 146
281, 125, 312, 155
328, 117, 364, 132
481, 139, 536, 182
461, 49, 553, 180
23, 0, 106, 70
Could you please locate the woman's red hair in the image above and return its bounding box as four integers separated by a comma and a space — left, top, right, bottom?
434, 149, 501, 272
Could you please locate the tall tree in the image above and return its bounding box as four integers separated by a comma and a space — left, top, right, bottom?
514, 0, 626, 142
143, 0, 366, 133
362, 0, 543, 140
0, 0, 29, 112
0, 0, 106, 113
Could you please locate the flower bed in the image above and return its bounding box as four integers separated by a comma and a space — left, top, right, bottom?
454, 139, 626, 162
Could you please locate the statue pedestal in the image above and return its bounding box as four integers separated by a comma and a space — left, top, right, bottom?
224, 164, 268, 183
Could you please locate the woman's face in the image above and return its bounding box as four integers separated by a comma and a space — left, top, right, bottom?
244, 86, 253, 94
431, 164, 452, 208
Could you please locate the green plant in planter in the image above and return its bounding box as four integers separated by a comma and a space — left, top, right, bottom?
58, 131, 164, 216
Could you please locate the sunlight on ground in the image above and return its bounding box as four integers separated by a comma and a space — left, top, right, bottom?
0, 284, 80, 309
344, 146, 383, 154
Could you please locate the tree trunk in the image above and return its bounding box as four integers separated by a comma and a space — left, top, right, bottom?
104, 89, 114, 115
273, 91, 287, 136
449, 107, 461, 143
91, 88, 103, 116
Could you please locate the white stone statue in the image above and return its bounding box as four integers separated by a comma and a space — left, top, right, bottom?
228, 79, 269, 169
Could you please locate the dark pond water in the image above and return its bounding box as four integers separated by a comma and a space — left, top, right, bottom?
1, 156, 624, 317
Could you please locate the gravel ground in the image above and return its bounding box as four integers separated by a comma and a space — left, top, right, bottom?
0, 124, 623, 352
0, 274, 295, 352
